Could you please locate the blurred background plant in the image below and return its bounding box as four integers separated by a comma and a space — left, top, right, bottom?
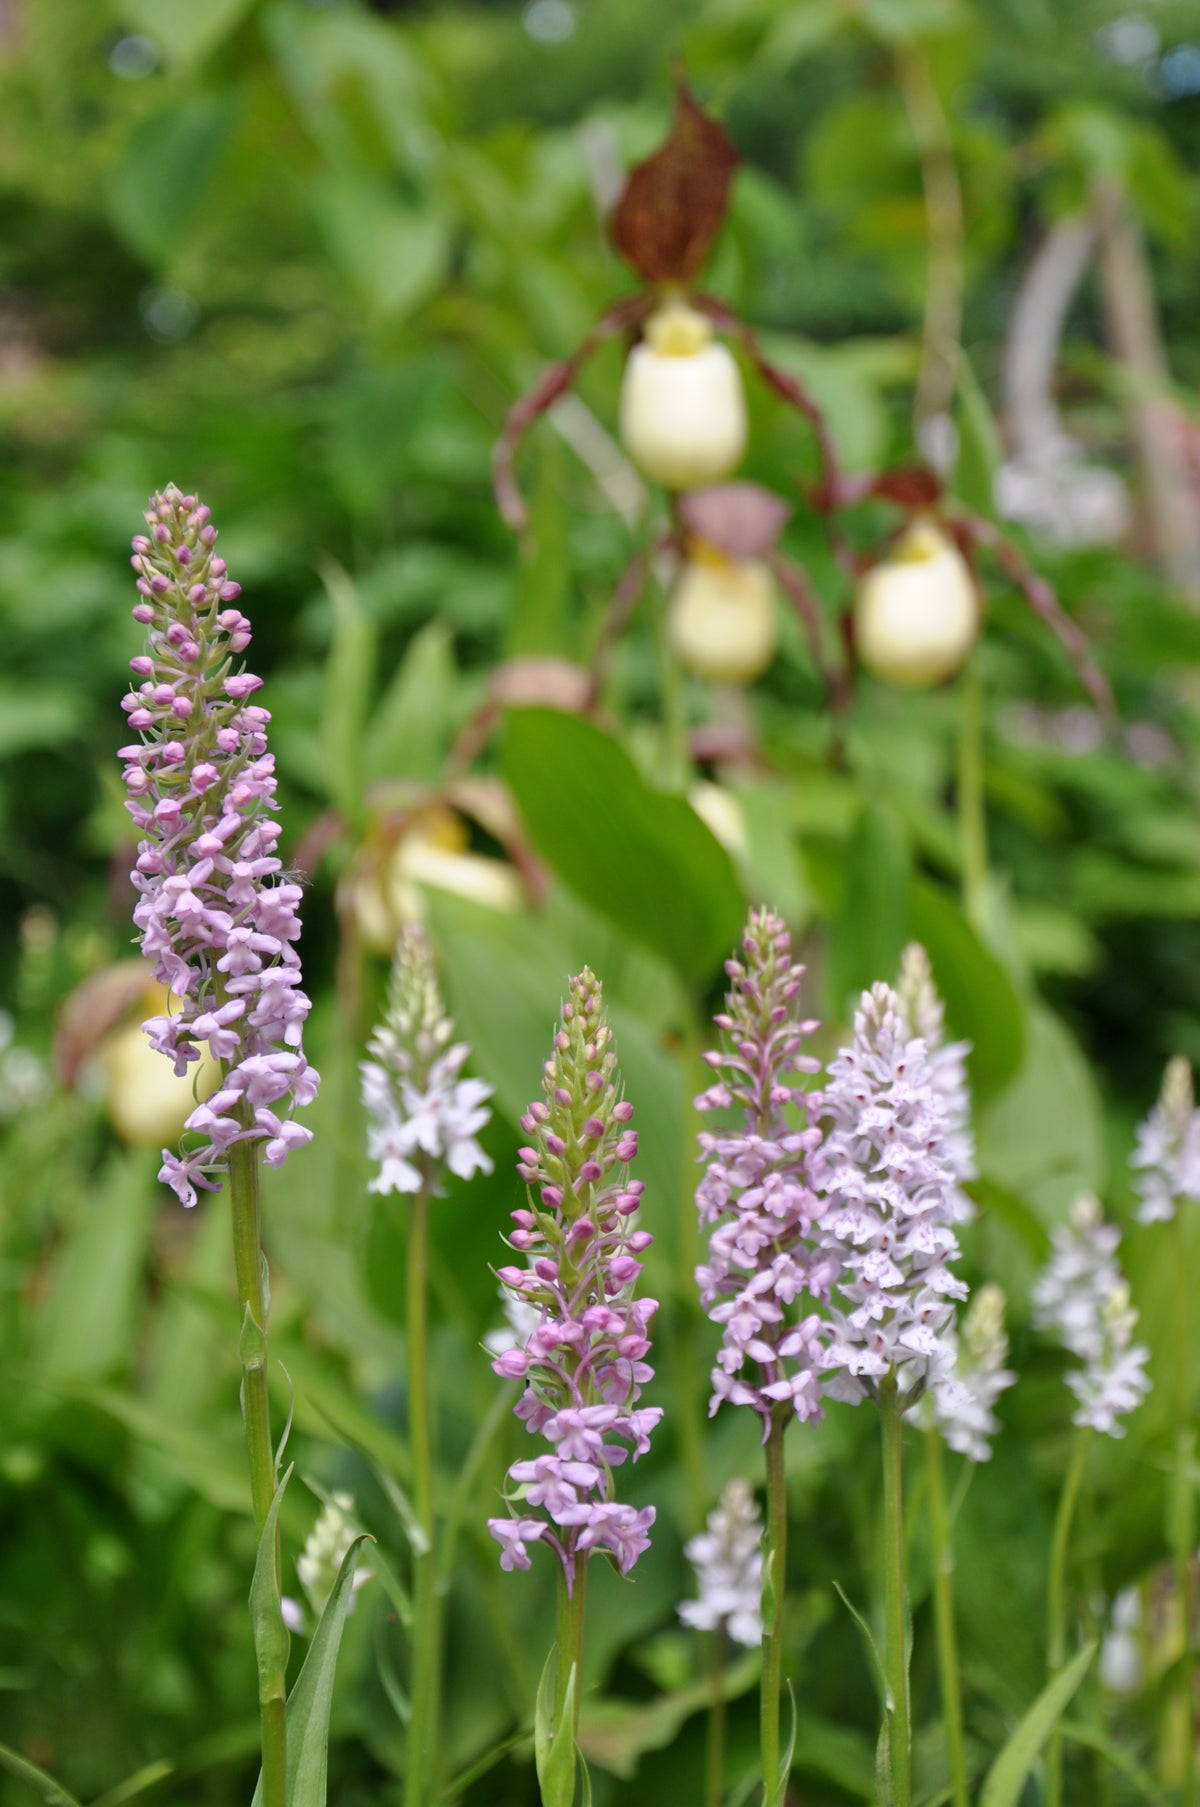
2, 0, 1200, 1801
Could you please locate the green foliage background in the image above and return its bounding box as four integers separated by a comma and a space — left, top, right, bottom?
1, 0, 1200, 1801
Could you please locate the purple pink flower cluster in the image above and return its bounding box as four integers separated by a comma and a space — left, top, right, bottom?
119, 485, 318, 1207
488, 970, 661, 1591
694, 909, 835, 1435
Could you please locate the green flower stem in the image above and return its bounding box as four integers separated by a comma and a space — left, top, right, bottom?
406, 1176, 439, 1807
1047, 1426, 1092, 1807
651, 582, 689, 793
761, 1410, 789, 1807
1172, 1214, 1196, 1807
924, 1424, 969, 1807
706, 1628, 728, 1807
552, 1558, 589, 1797
228, 1120, 286, 1807
958, 657, 989, 937
880, 1376, 912, 1807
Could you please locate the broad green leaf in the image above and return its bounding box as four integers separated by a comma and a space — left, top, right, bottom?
977, 1004, 1105, 1224
502, 709, 744, 984
828, 801, 910, 1019
251, 1536, 370, 1807
107, 97, 239, 264
320, 561, 376, 828
34, 1152, 156, 1382
978, 1643, 1097, 1807
113, 0, 254, 70
312, 176, 450, 322
954, 354, 1003, 518
908, 878, 1026, 1106
0, 1743, 81, 1807
249, 1466, 293, 1719
365, 620, 459, 785
534, 1648, 578, 1807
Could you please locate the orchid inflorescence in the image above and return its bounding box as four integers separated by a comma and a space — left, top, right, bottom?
119, 485, 319, 1208
488, 969, 662, 1590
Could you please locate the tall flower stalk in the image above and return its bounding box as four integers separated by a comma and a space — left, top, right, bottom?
121, 485, 321, 1807
1033, 1193, 1152, 1807
1133, 1056, 1200, 1804
694, 909, 830, 1807
820, 981, 969, 1807
361, 923, 492, 1807
489, 970, 661, 1807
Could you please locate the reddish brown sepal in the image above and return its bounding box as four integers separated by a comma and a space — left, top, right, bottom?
611, 82, 739, 284
872, 467, 944, 509
677, 483, 791, 560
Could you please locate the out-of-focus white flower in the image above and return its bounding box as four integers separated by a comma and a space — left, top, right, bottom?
1131, 1056, 1200, 1225
362, 924, 493, 1196
678, 1478, 763, 1647
282, 1491, 373, 1635
919, 1284, 1016, 1461
1100, 1584, 1144, 1694
688, 782, 749, 860
1032, 1195, 1151, 1437
669, 549, 778, 684
619, 302, 747, 491
483, 1285, 542, 1359
854, 518, 979, 688
997, 433, 1129, 550
895, 942, 976, 1224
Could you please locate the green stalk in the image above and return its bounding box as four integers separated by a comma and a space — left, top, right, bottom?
706, 1628, 728, 1807
924, 1423, 969, 1807
651, 582, 689, 793
760, 1411, 789, 1807
551, 1558, 589, 1801
1172, 1215, 1196, 1807
228, 1122, 287, 1807
406, 1176, 439, 1807
880, 1377, 911, 1807
958, 657, 988, 937
1046, 1427, 1092, 1807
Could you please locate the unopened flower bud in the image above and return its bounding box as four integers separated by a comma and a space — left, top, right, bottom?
855, 518, 979, 688
619, 303, 747, 490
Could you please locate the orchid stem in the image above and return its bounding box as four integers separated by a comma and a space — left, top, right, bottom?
1047, 1427, 1092, 1807
880, 1376, 911, 1807
925, 1424, 969, 1807
406, 1176, 439, 1807
761, 1411, 788, 1807
706, 1628, 728, 1807
228, 1124, 286, 1807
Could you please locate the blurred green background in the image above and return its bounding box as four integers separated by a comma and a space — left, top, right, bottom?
3, 0, 1200, 1801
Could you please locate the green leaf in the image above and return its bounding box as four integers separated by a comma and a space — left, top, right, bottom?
507, 442, 573, 659
1059, 1719, 1167, 1804
828, 801, 911, 1019
0, 1743, 82, 1807
250, 1466, 293, 1717
954, 353, 1003, 519
502, 708, 744, 983
579, 1654, 759, 1779
978, 1643, 1097, 1807
34, 1152, 156, 1382
319, 561, 376, 827
907, 878, 1026, 1106
977, 1004, 1105, 1224
875, 1719, 896, 1807
107, 97, 239, 264
364, 620, 459, 785
534, 1648, 578, 1807
113, 0, 254, 70
312, 176, 450, 322
777, 1679, 798, 1798
832, 1582, 891, 1713
251, 1536, 371, 1807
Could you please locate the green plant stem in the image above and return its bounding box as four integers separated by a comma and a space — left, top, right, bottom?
958, 657, 988, 936
706, 1628, 728, 1807
553, 1559, 588, 1794
1047, 1427, 1092, 1807
228, 1125, 286, 1807
924, 1424, 969, 1807
1172, 1213, 1197, 1807
880, 1377, 911, 1807
651, 582, 689, 792
406, 1178, 439, 1807
761, 1411, 788, 1807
